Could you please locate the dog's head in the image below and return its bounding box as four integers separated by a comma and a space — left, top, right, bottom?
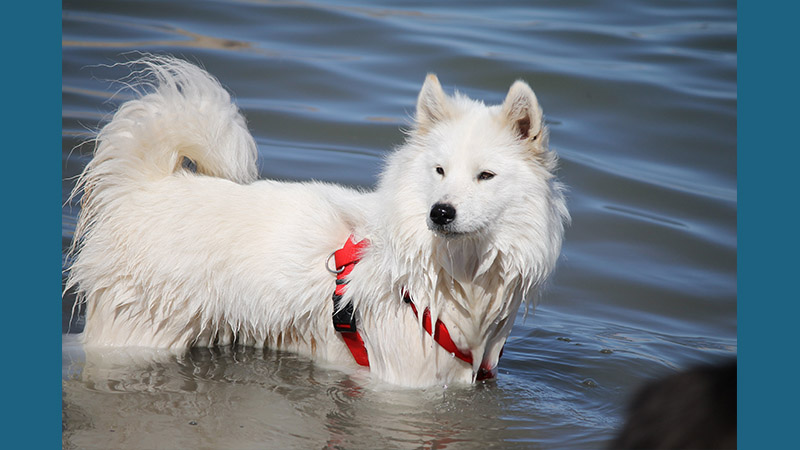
378, 75, 568, 282
407, 75, 559, 239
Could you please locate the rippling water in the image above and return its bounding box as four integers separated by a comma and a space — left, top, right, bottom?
62, 1, 737, 448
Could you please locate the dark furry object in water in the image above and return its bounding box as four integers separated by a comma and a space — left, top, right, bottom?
610, 360, 736, 450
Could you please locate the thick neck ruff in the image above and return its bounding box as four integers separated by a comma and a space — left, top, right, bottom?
329, 235, 499, 380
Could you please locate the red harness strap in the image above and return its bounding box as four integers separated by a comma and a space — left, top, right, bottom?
340, 329, 370, 367
330, 235, 371, 367
330, 235, 500, 379
404, 292, 501, 380
404, 293, 473, 364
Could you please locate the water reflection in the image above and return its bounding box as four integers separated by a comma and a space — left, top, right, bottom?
63, 339, 539, 449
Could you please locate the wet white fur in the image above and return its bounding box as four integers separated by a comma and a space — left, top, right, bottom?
67, 56, 569, 388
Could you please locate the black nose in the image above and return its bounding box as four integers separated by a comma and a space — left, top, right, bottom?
430, 203, 456, 225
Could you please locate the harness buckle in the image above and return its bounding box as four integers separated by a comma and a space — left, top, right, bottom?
332, 293, 358, 333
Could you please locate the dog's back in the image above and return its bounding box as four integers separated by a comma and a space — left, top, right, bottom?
67, 56, 367, 354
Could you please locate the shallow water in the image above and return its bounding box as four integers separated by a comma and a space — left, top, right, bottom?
62, 1, 737, 448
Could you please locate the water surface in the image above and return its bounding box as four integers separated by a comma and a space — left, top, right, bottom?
62, 1, 737, 448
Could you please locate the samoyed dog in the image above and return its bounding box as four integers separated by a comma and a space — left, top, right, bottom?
67, 56, 569, 388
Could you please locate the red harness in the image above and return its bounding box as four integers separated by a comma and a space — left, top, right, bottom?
329, 235, 499, 379
329, 236, 371, 366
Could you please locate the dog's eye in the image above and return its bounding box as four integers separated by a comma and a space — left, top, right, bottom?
435, 166, 445, 176
478, 171, 495, 181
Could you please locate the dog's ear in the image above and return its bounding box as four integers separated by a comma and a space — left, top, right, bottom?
502, 80, 545, 146
415, 74, 450, 132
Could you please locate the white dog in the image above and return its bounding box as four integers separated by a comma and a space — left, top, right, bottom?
66, 56, 569, 388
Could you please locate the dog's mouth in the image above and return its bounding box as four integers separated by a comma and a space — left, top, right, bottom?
427, 220, 474, 238
427, 217, 489, 239
430, 226, 467, 238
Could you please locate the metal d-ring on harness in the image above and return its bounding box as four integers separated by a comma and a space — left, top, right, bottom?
325, 251, 344, 274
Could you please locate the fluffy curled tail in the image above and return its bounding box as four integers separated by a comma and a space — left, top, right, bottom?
66, 55, 258, 296
82, 55, 258, 186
